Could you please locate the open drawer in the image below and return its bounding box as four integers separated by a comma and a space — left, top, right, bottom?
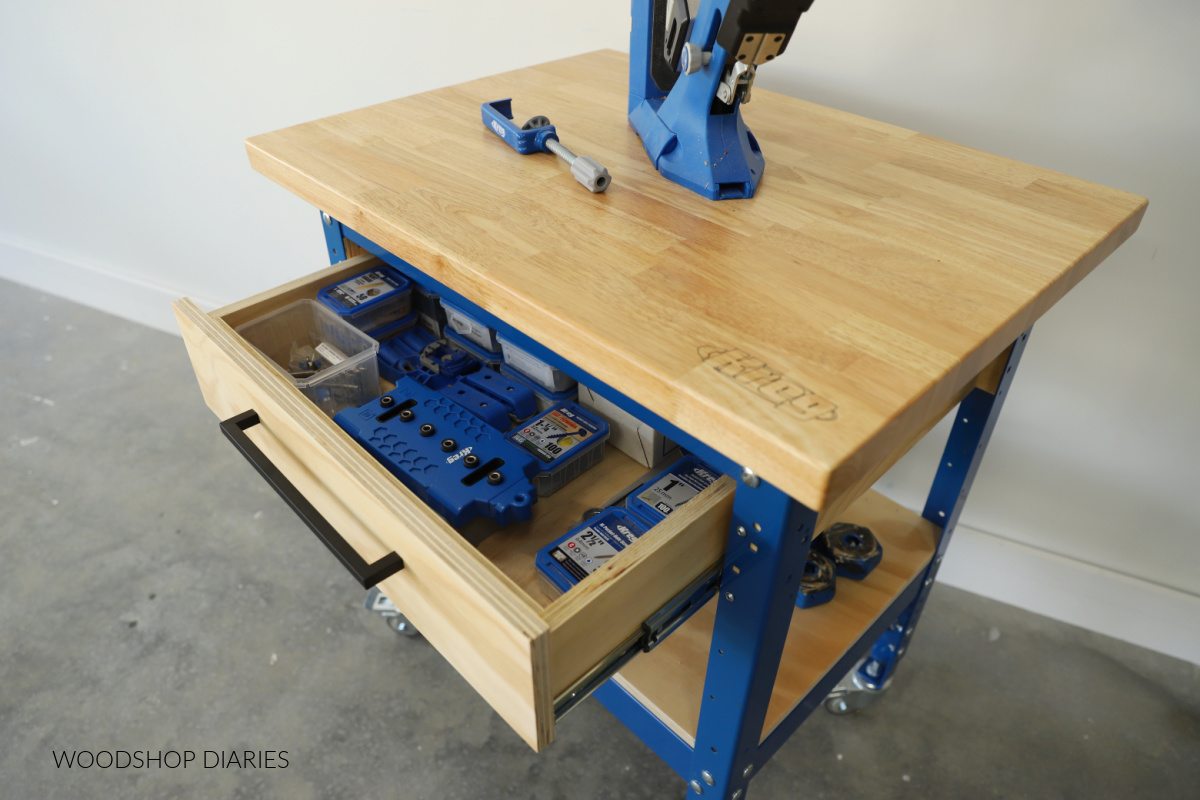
173, 254, 735, 751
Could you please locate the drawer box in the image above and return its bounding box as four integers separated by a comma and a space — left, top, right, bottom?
174, 254, 735, 751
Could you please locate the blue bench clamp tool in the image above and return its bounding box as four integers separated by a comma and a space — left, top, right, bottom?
481, 99, 611, 193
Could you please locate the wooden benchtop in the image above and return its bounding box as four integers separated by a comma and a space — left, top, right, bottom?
245, 49, 1146, 514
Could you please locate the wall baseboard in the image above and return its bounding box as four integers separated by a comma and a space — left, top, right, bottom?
3, 235, 1196, 666
0, 235, 221, 336
939, 523, 1200, 666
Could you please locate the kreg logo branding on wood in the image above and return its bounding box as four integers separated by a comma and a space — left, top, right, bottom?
698, 346, 837, 421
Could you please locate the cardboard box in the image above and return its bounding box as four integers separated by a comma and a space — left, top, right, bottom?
578, 385, 678, 469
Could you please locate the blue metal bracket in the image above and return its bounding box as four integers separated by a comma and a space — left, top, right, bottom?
481, 99, 558, 155
629, 0, 764, 200
321, 211, 348, 264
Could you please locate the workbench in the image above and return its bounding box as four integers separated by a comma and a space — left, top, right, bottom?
174, 51, 1146, 799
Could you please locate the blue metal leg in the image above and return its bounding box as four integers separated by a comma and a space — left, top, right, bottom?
846, 329, 1032, 694
321, 211, 349, 264
687, 476, 817, 799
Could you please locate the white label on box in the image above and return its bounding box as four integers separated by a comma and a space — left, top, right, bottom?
329, 271, 401, 309
315, 341, 348, 366
636, 473, 702, 517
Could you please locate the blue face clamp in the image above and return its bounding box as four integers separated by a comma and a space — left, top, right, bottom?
481, 99, 612, 193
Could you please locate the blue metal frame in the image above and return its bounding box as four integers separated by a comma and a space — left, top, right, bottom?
320, 212, 350, 263
323, 213, 1032, 799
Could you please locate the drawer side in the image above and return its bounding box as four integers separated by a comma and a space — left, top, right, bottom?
541, 476, 736, 700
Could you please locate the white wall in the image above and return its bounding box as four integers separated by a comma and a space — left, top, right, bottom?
2, 2, 1196, 661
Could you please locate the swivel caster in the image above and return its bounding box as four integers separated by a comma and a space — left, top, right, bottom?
824, 657, 893, 715
364, 587, 421, 639
385, 612, 420, 638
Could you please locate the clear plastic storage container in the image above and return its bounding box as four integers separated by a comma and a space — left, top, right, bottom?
497, 334, 577, 393
236, 299, 380, 417
441, 300, 502, 352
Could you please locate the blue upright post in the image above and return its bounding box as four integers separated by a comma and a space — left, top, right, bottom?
687, 473, 817, 799
848, 329, 1032, 691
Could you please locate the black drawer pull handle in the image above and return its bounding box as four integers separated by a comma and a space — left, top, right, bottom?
220, 410, 404, 589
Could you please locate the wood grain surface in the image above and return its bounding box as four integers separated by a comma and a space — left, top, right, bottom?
245, 50, 1145, 513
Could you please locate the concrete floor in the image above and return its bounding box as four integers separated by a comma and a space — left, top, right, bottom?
3, 277, 1198, 799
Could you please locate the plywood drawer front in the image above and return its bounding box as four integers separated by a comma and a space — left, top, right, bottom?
173, 259, 736, 751
174, 295, 553, 748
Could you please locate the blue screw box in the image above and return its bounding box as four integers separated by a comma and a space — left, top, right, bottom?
625, 454, 722, 528
506, 401, 609, 497
535, 508, 650, 595
317, 264, 412, 334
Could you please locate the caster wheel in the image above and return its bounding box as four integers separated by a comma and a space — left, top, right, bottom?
386, 613, 420, 638
824, 694, 853, 715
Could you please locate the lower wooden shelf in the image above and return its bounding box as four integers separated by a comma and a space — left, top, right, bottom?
610, 490, 939, 746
